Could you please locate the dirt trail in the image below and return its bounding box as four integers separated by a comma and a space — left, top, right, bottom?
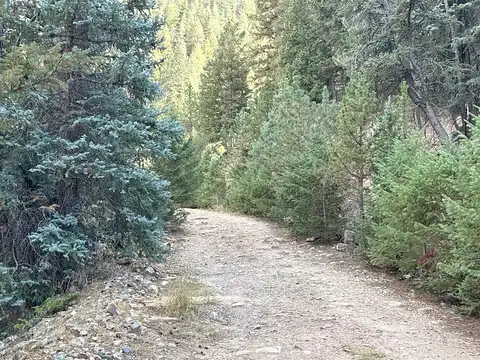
5, 209, 480, 360
168, 209, 480, 360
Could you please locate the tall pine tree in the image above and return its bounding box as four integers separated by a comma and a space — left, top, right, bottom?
197, 21, 249, 143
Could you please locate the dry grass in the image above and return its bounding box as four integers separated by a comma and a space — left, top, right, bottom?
343, 345, 387, 360
359, 351, 387, 360
164, 277, 212, 318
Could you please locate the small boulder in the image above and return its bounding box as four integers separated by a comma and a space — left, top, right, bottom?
122, 346, 133, 354
106, 303, 120, 316
145, 267, 156, 275
130, 321, 142, 335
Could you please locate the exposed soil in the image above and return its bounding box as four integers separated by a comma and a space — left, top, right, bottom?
4, 209, 480, 359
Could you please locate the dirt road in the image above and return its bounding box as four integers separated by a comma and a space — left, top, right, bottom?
167, 209, 480, 359
5, 208, 480, 360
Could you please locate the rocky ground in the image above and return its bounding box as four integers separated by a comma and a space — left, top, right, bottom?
3, 209, 480, 359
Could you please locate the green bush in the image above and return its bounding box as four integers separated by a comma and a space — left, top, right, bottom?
154, 136, 201, 208
272, 140, 344, 238
365, 127, 480, 313
12, 293, 80, 334
439, 130, 480, 314
226, 161, 274, 216
227, 82, 344, 237
225, 89, 275, 215
365, 135, 453, 273
195, 142, 228, 208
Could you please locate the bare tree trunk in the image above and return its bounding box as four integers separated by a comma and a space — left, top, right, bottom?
0, 0, 6, 59
403, 69, 449, 142
424, 102, 449, 141
0, 23, 4, 59
358, 169, 364, 219
405, 0, 449, 143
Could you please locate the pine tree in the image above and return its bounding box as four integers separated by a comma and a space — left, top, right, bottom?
334, 75, 378, 217
249, 0, 281, 92
279, 0, 345, 102
197, 21, 249, 143
0, 0, 181, 317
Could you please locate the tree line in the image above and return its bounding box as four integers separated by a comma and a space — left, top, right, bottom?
159, 0, 480, 315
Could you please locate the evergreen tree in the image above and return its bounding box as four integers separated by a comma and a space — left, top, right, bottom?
154, 0, 252, 126
0, 0, 181, 318
279, 0, 345, 102
197, 21, 249, 143
227, 82, 344, 238
334, 75, 377, 216
249, 0, 281, 92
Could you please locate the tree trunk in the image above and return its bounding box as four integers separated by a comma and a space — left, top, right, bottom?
403, 69, 449, 142
358, 169, 364, 219
0, 0, 6, 59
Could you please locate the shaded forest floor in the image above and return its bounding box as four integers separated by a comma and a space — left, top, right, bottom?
5, 209, 480, 359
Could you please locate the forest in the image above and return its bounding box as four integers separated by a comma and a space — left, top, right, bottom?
1, 0, 480, 335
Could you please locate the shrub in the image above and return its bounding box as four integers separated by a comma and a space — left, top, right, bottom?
439, 129, 480, 314
272, 141, 344, 239
365, 135, 453, 273
195, 142, 228, 208
227, 82, 344, 237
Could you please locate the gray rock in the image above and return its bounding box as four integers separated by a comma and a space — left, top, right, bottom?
335, 243, 347, 252
117, 292, 130, 300
106, 303, 120, 316
53, 353, 68, 360
70, 328, 82, 337
130, 321, 142, 335
256, 346, 281, 354
122, 346, 133, 354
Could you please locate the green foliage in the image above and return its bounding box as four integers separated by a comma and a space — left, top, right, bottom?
33, 292, 80, 318
279, 0, 344, 101
271, 139, 344, 239
366, 126, 480, 312
154, 136, 201, 207
341, 0, 480, 138
0, 0, 182, 325
196, 142, 227, 208
372, 82, 412, 166
197, 21, 250, 144
249, 0, 281, 92
227, 82, 344, 238
226, 159, 274, 216
154, 0, 254, 126
333, 74, 378, 215
160, 0, 480, 314
365, 135, 452, 273
12, 292, 80, 333
440, 129, 480, 314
